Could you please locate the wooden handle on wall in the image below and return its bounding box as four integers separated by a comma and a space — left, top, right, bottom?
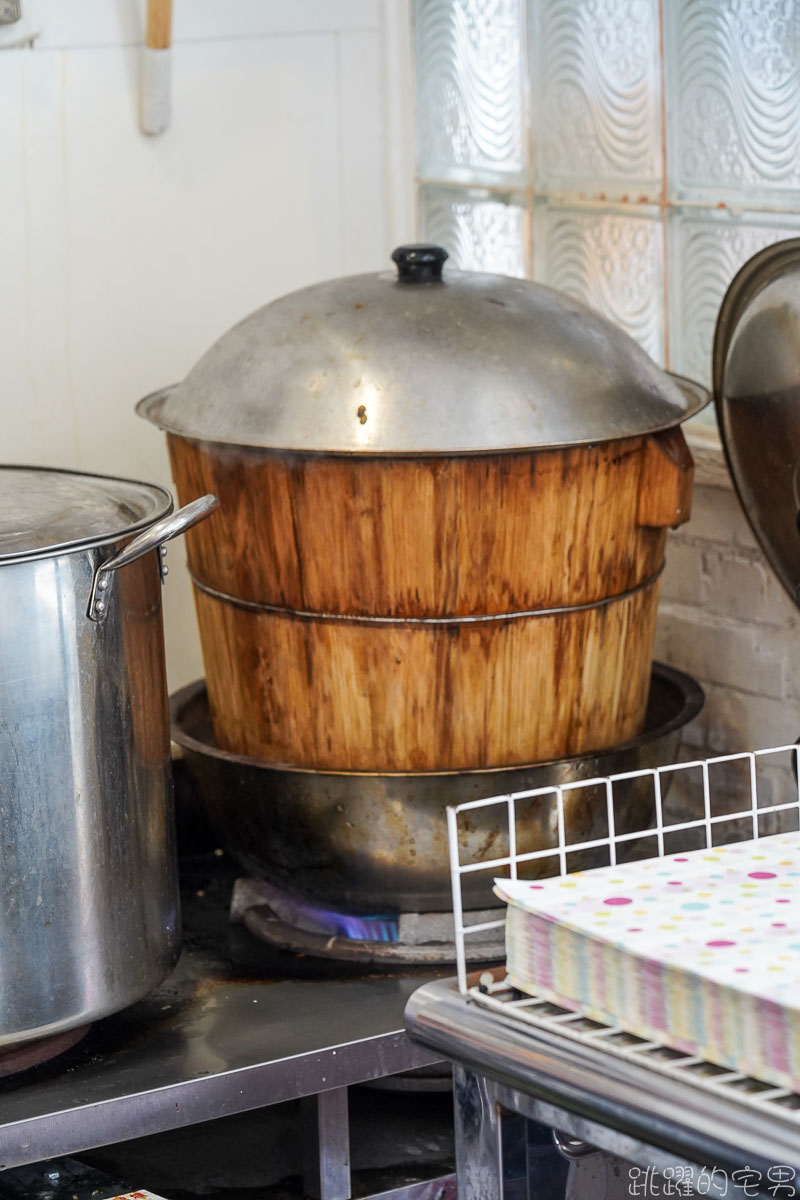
141, 0, 173, 135
637, 428, 694, 529
146, 0, 173, 49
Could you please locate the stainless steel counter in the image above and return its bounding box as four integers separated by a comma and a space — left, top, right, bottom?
405, 974, 800, 1198
0, 975, 440, 1169
0, 859, 446, 1195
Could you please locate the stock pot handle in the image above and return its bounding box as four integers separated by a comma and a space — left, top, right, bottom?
87, 493, 219, 623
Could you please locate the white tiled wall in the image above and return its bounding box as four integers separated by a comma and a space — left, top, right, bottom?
3, 0, 415, 688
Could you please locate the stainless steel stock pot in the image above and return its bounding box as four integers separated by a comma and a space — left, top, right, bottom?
0, 466, 217, 1047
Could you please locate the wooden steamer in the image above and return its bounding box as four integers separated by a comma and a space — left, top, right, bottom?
167, 432, 691, 771
139, 246, 708, 776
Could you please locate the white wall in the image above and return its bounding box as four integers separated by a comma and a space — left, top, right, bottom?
2, 0, 415, 688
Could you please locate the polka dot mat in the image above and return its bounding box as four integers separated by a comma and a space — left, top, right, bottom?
495, 832, 800, 1092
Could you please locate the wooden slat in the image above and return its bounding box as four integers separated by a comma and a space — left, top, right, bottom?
169, 437, 667, 618
194, 581, 660, 772
167, 434, 688, 771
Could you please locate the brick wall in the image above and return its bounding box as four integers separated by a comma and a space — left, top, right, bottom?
653, 429, 800, 816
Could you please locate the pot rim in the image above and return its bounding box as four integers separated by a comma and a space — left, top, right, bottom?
139, 374, 710, 457
0, 464, 173, 565
170, 661, 705, 780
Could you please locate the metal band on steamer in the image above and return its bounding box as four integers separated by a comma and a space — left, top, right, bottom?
187, 564, 665, 626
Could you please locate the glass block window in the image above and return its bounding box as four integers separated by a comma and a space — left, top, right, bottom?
414, 0, 800, 403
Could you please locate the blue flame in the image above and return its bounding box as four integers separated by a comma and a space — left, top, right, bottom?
332, 911, 399, 942
296, 896, 399, 942
243, 878, 400, 943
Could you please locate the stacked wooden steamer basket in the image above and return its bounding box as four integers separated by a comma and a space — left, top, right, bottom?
141, 246, 709, 914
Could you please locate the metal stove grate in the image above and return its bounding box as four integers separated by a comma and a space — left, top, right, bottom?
446, 743, 800, 1107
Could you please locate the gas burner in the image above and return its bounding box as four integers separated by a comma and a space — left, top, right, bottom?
229, 879, 504, 966
0, 1024, 89, 1078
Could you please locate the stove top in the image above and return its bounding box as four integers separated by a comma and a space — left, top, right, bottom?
0, 849, 447, 1123
229, 876, 505, 965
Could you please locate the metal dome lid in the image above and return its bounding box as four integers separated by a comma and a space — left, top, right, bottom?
0, 465, 172, 564
138, 245, 709, 455
713, 238, 800, 607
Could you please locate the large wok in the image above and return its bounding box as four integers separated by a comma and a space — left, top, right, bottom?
171, 663, 703, 914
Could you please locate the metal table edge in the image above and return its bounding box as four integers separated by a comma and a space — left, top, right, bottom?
0, 1028, 443, 1170
403, 977, 800, 1174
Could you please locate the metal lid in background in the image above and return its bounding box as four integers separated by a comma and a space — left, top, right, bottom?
713, 238, 800, 608
138, 245, 709, 454
0, 466, 172, 564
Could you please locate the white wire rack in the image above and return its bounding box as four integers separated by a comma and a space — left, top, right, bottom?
471, 974, 800, 1123
447, 743, 800, 994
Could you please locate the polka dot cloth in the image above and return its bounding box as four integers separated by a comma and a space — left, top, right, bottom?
495, 833, 800, 1092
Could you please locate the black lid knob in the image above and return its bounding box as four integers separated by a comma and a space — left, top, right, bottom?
392, 244, 448, 283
